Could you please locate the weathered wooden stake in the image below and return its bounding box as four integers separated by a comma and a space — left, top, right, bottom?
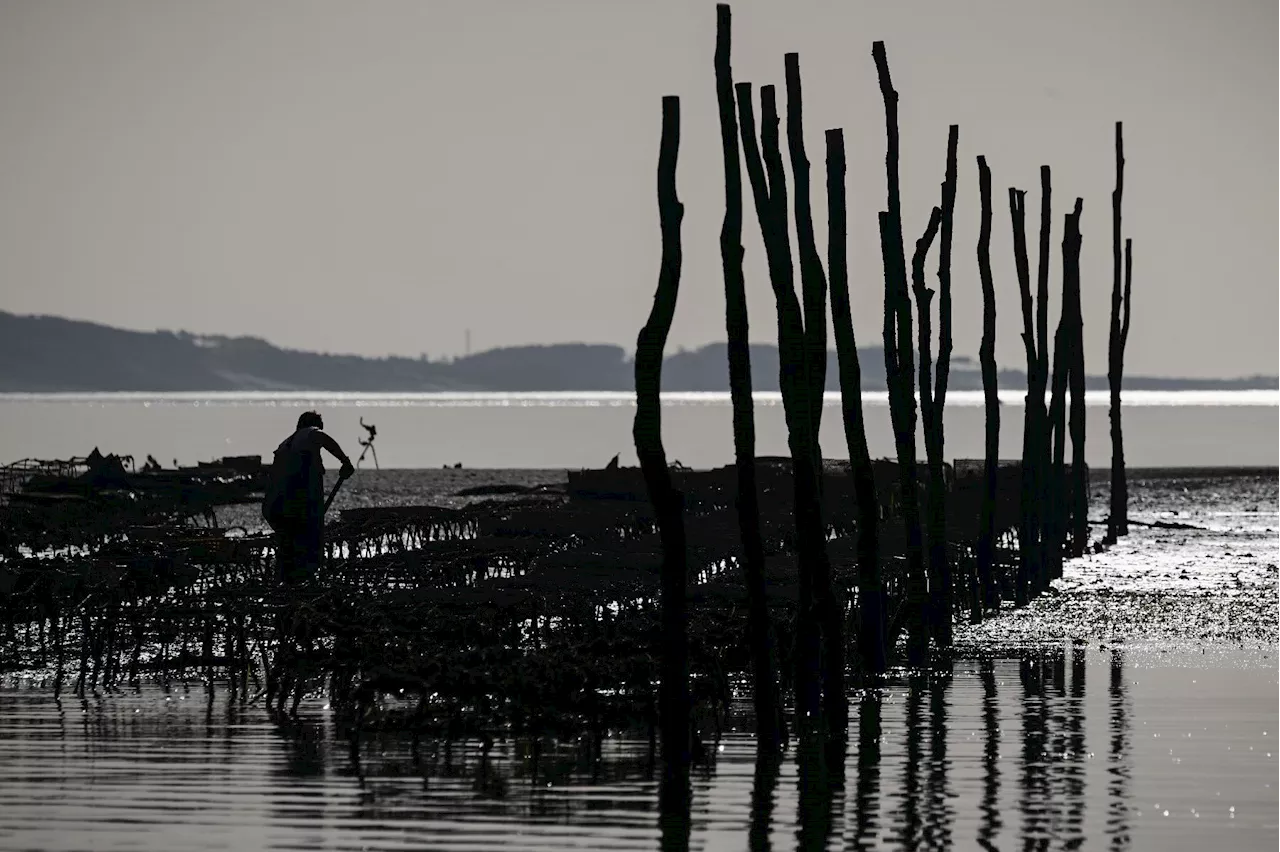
1034, 167, 1054, 589
736, 81, 822, 725
910, 204, 942, 634
872, 41, 928, 664
714, 3, 782, 747
826, 128, 887, 674
975, 156, 1000, 616
1044, 201, 1073, 582
633, 95, 690, 774
924, 125, 958, 642
785, 52, 845, 735
1108, 121, 1130, 540
1010, 185, 1037, 608
1065, 198, 1088, 558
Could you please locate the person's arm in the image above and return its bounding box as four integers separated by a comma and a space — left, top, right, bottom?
315, 430, 356, 476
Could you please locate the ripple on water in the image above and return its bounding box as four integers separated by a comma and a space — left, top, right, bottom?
1, 645, 1276, 852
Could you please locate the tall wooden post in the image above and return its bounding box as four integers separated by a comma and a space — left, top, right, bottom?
1108, 121, 1130, 540
827, 128, 887, 674
1010, 186, 1036, 608
714, 4, 782, 747
1065, 198, 1088, 558
736, 81, 822, 726
1044, 230, 1072, 585
975, 156, 1000, 615
1034, 167, 1054, 588
872, 41, 928, 664
633, 95, 689, 775
922, 125, 958, 642
910, 205, 943, 637
785, 52, 845, 735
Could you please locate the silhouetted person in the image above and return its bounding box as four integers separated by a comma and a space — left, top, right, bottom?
263, 411, 354, 585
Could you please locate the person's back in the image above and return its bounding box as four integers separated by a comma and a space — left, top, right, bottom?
263, 411, 354, 584
269, 426, 325, 524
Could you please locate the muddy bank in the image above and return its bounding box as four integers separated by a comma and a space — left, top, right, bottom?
958, 470, 1278, 652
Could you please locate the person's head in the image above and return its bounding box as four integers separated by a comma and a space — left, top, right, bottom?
296, 411, 323, 430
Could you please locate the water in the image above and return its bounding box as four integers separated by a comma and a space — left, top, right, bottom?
1, 402, 1276, 850
0, 391, 1276, 470
0, 648, 1275, 851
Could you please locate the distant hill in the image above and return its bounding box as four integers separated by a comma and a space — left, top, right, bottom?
0, 311, 1274, 393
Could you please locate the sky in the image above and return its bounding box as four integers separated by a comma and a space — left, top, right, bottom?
0, 0, 1274, 379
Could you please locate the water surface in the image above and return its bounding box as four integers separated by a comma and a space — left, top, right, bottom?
1, 391, 1275, 469
1, 647, 1275, 851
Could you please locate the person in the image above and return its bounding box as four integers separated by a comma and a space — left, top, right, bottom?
263, 411, 355, 584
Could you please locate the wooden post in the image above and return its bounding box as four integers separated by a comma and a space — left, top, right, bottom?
714, 3, 782, 747
1010, 186, 1036, 608
872, 41, 928, 664
1044, 237, 1071, 585
925, 125, 958, 641
1108, 122, 1130, 540
975, 156, 1000, 616
1065, 198, 1088, 558
827, 128, 887, 674
911, 206, 943, 637
633, 95, 690, 774
1034, 167, 1053, 587
785, 52, 845, 735
785, 53, 829, 456
736, 81, 822, 726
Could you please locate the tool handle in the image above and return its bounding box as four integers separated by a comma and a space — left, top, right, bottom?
322, 470, 350, 515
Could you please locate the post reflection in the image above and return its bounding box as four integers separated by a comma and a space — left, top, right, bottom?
893, 674, 926, 849
1020, 651, 1051, 849
852, 689, 883, 850
750, 743, 782, 852
977, 657, 1002, 851
645, 646, 1136, 850
1063, 642, 1088, 851
794, 731, 845, 852
923, 668, 953, 850
1108, 648, 1132, 850
659, 764, 692, 852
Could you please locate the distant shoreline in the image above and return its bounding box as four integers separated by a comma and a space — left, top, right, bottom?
2, 310, 1275, 393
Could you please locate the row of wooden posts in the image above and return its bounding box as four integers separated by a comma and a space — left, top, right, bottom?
633, 5, 1135, 766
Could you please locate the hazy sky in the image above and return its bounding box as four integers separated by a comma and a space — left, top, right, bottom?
0, 0, 1274, 378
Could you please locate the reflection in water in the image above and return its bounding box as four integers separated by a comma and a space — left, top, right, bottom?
924, 669, 953, 850
1064, 643, 1088, 851
659, 765, 692, 852
895, 675, 925, 849
0, 647, 1160, 852
750, 745, 782, 852
794, 732, 845, 851
978, 657, 1002, 850
852, 690, 882, 850
1020, 652, 1051, 849
1109, 648, 1132, 850
271, 714, 330, 852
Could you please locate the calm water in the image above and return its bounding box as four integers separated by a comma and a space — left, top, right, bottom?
1, 648, 1275, 851
0, 390, 1276, 469
0, 431, 1276, 850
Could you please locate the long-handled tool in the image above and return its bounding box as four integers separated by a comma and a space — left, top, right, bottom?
322, 469, 353, 516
